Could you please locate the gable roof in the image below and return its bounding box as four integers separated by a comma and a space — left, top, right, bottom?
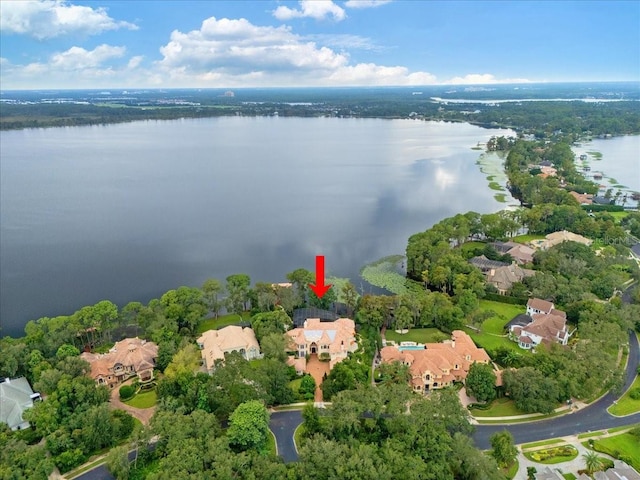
0, 377, 38, 430
527, 298, 554, 313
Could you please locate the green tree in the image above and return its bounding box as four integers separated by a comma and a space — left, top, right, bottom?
299, 374, 316, 400
227, 400, 270, 452
582, 451, 604, 474
286, 268, 314, 306
160, 286, 207, 334
341, 281, 359, 316
490, 430, 517, 467
106, 445, 130, 480
202, 278, 224, 318
260, 332, 289, 362
226, 274, 252, 314
464, 362, 497, 403
250, 309, 293, 342
164, 344, 201, 380
55, 344, 80, 361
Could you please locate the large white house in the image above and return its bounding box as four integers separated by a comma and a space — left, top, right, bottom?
510, 299, 571, 349
0, 377, 41, 430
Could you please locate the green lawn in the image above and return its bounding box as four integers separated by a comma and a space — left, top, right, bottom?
266, 430, 277, 456
464, 327, 522, 354
608, 423, 640, 434
384, 328, 449, 345
504, 460, 518, 480
124, 390, 157, 409
563, 474, 577, 480
591, 432, 640, 471
470, 397, 525, 417
459, 241, 487, 256
608, 375, 640, 416
478, 300, 524, 334
464, 300, 528, 354
608, 211, 630, 223
578, 431, 605, 439
511, 234, 546, 244
197, 312, 251, 334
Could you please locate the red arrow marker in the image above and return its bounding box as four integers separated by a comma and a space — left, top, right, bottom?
308, 255, 332, 299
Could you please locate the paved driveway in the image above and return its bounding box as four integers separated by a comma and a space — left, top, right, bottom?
270, 410, 303, 463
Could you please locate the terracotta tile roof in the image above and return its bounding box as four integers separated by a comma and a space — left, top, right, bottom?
381, 331, 492, 389
81, 337, 158, 381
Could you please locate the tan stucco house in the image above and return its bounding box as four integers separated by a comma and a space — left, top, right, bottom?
197, 325, 261, 372
286, 318, 358, 371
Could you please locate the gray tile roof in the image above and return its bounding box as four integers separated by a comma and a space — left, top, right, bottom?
0, 377, 38, 430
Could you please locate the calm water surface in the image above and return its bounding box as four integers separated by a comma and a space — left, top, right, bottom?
1, 117, 513, 336
573, 135, 640, 193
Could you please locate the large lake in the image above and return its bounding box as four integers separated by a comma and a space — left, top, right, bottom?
0, 117, 513, 337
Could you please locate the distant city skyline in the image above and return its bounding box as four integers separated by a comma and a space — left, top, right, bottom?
1, 0, 638, 90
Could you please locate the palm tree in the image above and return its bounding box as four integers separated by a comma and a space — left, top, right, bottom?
583, 451, 604, 474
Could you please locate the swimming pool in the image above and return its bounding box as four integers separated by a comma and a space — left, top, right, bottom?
398, 345, 426, 351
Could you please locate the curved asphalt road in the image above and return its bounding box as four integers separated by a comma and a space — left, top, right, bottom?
473, 329, 640, 449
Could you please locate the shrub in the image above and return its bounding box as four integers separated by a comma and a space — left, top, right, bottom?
119, 385, 135, 400
629, 388, 640, 400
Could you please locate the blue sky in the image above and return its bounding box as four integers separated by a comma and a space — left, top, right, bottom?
1, 0, 638, 89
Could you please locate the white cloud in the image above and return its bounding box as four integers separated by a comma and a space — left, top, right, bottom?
344, 0, 393, 9
0, 0, 138, 39
326, 63, 436, 86
273, 0, 346, 21
50, 44, 126, 70
446, 73, 532, 85
154, 16, 440, 87
0, 45, 146, 89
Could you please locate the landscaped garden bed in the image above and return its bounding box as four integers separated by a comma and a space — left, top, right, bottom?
524, 445, 578, 464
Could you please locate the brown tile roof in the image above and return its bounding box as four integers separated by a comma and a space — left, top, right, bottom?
81, 337, 158, 380
527, 298, 554, 313
524, 313, 568, 342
